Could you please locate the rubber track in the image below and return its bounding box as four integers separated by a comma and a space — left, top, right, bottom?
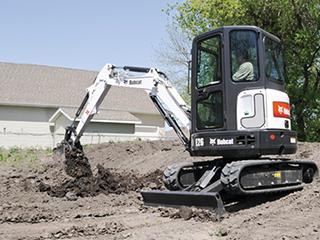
220, 159, 316, 195
220, 161, 247, 195
162, 163, 192, 191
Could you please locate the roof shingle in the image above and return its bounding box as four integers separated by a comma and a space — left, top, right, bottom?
0, 62, 159, 115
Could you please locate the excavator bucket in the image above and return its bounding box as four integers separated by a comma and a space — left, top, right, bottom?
141, 190, 225, 217
53, 141, 93, 178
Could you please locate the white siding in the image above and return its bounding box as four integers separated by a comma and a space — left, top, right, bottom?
0, 106, 165, 148
0, 105, 56, 122
132, 113, 165, 139
0, 121, 54, 148
132, 113, 164, 127
53, 114, 137, 145
0, 106, 55, 148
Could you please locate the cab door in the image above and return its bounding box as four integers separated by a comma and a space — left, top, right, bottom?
191, 32, 225, 136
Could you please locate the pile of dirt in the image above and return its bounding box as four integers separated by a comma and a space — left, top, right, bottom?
63, 147, 93, 178
38, 164, 163, 199
84, 140, 208, 174
37, 144, 166, 200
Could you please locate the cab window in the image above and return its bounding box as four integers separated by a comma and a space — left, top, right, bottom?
196, 91, 223, 129
230, 31, 259, 81
196, 35, 222, 88
264, 37, 285, 82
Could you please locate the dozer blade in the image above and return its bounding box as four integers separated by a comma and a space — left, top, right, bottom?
141, 190, 225, 217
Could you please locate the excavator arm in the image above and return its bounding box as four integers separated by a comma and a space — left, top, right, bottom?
63, 63, 191, 150
56, 63, 226, 215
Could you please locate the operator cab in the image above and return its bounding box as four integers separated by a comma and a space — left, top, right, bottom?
190, 26, 296, 158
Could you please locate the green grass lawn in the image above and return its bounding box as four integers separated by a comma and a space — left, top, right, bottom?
0, 147, 52, 169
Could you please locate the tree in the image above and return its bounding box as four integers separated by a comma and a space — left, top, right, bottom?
155, 23, 192, 104
168, 0, 320, 141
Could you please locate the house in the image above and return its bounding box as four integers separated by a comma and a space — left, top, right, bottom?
0, 62, 165, 148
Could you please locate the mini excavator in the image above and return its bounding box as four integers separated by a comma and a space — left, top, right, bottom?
58, 26, 318, 214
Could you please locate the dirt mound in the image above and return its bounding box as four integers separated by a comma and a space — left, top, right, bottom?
39, 164, 163, 198
39, 144, 165, 199
84, 140, 208, 174
63, 148, 93, 178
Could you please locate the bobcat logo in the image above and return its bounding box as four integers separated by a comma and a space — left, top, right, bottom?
210, 138, 234, 146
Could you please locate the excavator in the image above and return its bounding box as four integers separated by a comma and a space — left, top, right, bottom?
57, 26, 318, 215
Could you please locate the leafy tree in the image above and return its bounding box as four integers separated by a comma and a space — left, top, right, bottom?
155, 22, 191, 105
168, 0, 320, 141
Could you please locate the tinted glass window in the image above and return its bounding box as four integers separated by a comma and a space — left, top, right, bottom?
196, 91, 223, 129
197, 36, 222, 88
230, 31, 259, 81
265, 37, 285, 82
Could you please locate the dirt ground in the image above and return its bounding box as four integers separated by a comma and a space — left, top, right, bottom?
0, 140, 320, 240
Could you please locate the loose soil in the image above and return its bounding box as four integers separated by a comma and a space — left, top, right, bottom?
0, 140, 319, 240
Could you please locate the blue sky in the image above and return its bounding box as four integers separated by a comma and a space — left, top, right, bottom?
0, 0, 180, 71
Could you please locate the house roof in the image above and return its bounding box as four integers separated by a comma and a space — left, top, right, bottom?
0, 62, 159, 115
49, 107, 141, 124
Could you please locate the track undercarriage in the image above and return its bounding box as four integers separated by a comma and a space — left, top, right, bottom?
142, 158, 318, 216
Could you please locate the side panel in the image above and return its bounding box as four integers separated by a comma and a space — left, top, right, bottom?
265, 88, 291, 130
237, 88, 291, 131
